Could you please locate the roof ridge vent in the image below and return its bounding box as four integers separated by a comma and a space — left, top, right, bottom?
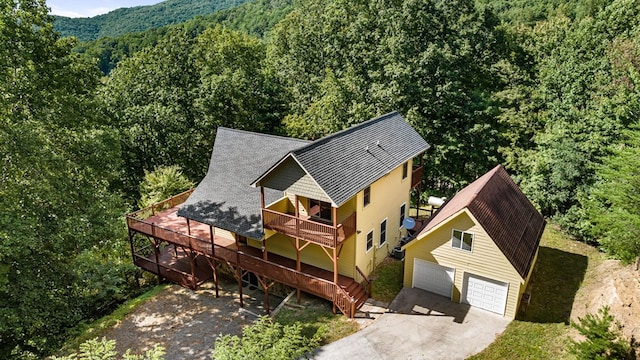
376, 140, 380, 146
365, 145, 369, 152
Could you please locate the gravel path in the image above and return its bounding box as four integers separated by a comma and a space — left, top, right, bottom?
102, 279, 280, 359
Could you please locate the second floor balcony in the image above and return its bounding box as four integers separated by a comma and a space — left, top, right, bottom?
262, 197, 356, 248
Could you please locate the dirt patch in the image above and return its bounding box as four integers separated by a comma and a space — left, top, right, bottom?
571, 258, 640, 351
101, 278, 283, 359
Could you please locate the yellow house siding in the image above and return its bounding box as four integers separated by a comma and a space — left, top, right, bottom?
355, 160, 412, 276
404, 210, 525, 319
264, 232, 356, 277
260, 157, 331, 203
213, 227, 235, 241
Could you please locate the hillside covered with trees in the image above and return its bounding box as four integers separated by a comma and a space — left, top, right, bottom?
2, 0, 639, 357
52, 0, 251, 41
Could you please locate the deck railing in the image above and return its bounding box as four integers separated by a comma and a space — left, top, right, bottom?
355, 265, 372, 296
238, 251, 356, 317
411, 166, 423, 189
262, 209, 357, 247
128, 188, 195, 220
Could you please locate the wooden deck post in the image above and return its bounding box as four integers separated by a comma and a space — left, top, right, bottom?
210, 226, 219, 298
237, 267, 244, 308
416, 155, 424, 218
189, 250, 197, 290
186, 218, 191, 236
153, 237, 162, 284
295, 195, 301, 303
128, 229, 136, 263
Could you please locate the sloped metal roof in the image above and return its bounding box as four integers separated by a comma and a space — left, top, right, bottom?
177, 128, 309, 239
417, 165, 546, 279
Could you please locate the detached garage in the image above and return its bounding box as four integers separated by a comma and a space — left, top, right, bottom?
403, 165, 545, 319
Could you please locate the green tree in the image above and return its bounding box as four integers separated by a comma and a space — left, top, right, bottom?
213, 316, 321, 360
582, 128, 640, 263
101, 28, 203, 197
569, 306, 632, 359
267, 0, 509, 193
139, 165, 194, 208
0, 1, 129, 357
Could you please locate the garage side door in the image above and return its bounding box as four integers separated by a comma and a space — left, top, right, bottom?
463, 273, 508, 315
412, 259, 454, 298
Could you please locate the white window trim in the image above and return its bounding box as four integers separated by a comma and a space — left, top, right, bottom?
365, 229, 374, 253
451, 229, 474, 252
399, 202, 406, 229
378, 218, 388, 248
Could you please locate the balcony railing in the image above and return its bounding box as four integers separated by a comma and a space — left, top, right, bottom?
411, 166, 423, 189
262, 209, 356, 248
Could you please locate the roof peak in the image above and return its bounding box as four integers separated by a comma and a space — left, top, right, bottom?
217, 127, 311, 144
293, 111, 401, 154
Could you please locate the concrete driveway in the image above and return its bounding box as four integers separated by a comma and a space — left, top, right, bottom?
314, 288, 510, 360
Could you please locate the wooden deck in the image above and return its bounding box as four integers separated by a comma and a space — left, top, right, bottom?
126, 202, 368, 317
134, 247, 213, 289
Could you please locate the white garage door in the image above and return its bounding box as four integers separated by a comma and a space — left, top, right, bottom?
463, 273, 508, 315
412, 259, 454, 298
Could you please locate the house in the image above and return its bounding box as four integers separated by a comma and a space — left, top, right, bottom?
402, 165, 545, 319
126, 111, 429, 317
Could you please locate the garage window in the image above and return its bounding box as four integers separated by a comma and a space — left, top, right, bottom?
452, 229, 473, 252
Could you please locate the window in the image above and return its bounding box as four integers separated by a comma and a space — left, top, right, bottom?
452, 229, 473, 252
402, 162, 408, 179
309, 199, 332, 222
399, 203, 406, 227
363, 186, 371, 207
379, 219, 387, 247
366, 230, 374, 252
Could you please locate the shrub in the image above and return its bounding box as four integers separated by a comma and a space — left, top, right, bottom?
569, 306, 631, 359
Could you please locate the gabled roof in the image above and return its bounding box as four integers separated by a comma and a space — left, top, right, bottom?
177, 128, 310, 239
252, 111, 430, 206
416, 165, 546, 279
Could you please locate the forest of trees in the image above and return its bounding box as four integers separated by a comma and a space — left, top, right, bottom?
52, 0, 251, 41
2, 0, 639, 357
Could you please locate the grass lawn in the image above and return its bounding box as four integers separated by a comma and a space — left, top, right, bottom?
274, 295, 359, 344
370, 258, 404, 303
469, 225, 603, 360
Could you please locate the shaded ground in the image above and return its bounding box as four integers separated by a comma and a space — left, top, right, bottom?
102, 278, 283, 359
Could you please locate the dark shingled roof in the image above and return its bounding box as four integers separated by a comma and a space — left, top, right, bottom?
253, 111, 430, 206
417, 165, 546, 279
177, 128, 310, 239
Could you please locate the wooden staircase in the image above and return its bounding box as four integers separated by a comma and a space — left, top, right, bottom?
336, 278, 369, 317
